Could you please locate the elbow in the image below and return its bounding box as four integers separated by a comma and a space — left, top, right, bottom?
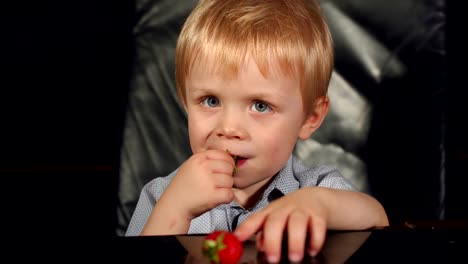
375, 203, 390, 227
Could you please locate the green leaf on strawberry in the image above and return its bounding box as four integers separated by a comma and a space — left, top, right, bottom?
226, 150, 239, 176
202, 231, 243, 264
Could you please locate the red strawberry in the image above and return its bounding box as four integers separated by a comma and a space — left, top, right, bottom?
202, 231, 243, 264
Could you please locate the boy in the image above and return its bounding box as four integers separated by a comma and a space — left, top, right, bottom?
126, 0, 389, 262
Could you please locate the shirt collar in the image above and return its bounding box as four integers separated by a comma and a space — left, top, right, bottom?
264, 155, 300, 198
227, 154, 300, 209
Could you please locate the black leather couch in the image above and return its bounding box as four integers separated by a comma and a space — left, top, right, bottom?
116, 0, 446, 235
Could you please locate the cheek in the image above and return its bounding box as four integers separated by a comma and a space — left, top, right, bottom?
256, 122, 301, 162
187, 115, 207, 152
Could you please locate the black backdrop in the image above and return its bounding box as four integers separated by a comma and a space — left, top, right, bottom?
1, 0, 133, 241
1, 0, 467, 247
446, 1, 468, 220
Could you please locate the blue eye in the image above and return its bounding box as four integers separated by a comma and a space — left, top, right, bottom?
202, 96, 219, 107
252, 101, 271, 113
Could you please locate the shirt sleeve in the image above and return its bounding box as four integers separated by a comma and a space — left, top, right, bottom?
314, 166, 357, 191
293, 156, 357, 191
125, 170, 176, 236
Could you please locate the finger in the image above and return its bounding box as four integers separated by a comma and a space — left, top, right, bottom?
287, 211, 308, 262
204, 149, 236, 165
209, 160, 235, 176
212, 173, 234, 188
203, 188, 234, 212
210, 187, 234, 206
233, 212, 266, 241
262, 212, 288, 263
308, 217, 327, 257
256, 231, 264, 252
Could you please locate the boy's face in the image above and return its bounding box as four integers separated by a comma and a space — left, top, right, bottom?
185, 57, 317, 193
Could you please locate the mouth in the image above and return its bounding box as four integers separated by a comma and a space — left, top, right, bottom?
226, 150, 248, 175
234, 156, 248, 167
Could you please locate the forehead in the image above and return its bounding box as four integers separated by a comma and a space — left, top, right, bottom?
188, 53, 299, 83
187, 56, 301, 96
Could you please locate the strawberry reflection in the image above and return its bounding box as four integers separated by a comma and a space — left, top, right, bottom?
178, 231, 370, 264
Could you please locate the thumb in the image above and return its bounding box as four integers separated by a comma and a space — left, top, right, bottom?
234, 212, 266, 241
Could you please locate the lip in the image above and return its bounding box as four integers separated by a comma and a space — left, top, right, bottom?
235, 157, 248, 167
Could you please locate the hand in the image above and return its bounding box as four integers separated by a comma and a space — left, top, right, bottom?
142, 149, 236, 235
234, 188, 327, 263
159, 149, 236, 220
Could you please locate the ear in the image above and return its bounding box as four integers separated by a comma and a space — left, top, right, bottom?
298, 96, 330, 140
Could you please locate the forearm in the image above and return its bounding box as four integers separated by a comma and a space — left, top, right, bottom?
310, 187, 389, 230
141, 199, 191, 235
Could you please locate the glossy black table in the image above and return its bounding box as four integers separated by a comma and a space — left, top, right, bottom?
110, 221, 468, 263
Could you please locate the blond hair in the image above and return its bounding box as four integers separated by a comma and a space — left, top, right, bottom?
175, 0, 333, 113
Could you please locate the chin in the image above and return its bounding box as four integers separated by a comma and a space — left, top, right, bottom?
232, 178, 250, 189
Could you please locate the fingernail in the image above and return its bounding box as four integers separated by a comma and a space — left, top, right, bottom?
309, 250, 317, 257
258, 244, 264, 252
233, 231, 241, 239
289, 253, 302, 262
267, 254, 279, 263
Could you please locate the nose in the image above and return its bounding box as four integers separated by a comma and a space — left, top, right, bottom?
215, 109, 247, 140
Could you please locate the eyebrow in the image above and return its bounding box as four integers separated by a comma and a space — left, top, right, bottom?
187, 85, 214, 95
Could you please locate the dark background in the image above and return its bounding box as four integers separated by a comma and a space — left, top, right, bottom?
1, 1, 134, 239
446, 1, 468, 220
0, 0, 466, 244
